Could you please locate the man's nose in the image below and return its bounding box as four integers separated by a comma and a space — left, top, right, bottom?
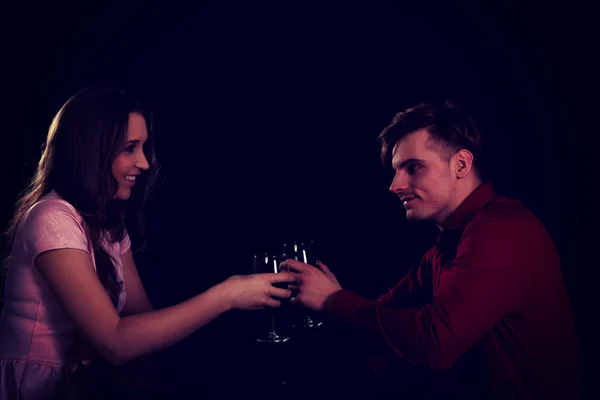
389, 171, 408, 194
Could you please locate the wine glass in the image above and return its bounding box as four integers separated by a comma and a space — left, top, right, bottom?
290, 241, 324, 328
254, 252, 290, 343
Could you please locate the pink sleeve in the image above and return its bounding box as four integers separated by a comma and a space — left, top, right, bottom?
24, 200, 90, 262
120, 230, 131, 255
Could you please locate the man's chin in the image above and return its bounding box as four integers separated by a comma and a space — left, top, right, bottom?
405, 210, 427, 223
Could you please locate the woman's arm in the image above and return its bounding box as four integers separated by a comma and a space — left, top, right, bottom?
120, 248, 154, 316
36, 248, 293, 366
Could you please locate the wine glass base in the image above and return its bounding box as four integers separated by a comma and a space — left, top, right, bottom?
256, 331, 290, 343
293, 317, 323, 328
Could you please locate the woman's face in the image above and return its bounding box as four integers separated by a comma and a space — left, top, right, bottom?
111, 112, 150, 201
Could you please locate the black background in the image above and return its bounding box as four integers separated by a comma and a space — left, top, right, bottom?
0, 1, 595, 398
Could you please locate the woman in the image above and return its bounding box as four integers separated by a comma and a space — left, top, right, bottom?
0, 87, 294, 399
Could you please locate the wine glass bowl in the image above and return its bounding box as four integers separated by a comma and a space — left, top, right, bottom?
289, 241, 324, 329
254, 252, 290, 343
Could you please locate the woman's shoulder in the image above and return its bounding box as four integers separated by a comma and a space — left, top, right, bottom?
25, 191, 83, 225
17, 190, 88, 246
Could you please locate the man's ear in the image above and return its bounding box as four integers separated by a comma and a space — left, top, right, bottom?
454, 149, 474, 179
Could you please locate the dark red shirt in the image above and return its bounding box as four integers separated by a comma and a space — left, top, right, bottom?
325, 183, 582, 399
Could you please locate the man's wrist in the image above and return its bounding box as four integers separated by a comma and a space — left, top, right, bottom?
323, 288, 346, 312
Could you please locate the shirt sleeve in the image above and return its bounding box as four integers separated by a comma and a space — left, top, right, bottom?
24, 200, 90, 262
325, 215, 535, 370
377, 250, 433, 306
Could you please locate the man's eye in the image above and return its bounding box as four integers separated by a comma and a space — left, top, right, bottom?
407, 164, 421, 174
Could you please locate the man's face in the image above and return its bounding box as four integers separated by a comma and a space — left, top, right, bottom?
389, 128, 458, 225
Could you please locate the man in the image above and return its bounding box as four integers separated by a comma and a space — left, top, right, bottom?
284, 101, 582, 399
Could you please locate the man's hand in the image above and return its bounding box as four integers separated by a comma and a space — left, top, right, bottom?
282, 259, 342, 311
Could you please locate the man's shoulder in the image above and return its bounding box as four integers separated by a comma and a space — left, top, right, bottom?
467, 195, 547, 235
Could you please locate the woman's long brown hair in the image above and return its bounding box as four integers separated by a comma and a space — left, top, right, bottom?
2, 86, 161, 307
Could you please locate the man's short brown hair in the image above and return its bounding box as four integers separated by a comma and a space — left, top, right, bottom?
378, 100, 485, 180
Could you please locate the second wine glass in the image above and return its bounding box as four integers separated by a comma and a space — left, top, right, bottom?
290, 241, 323, 328
254, 252, 290, 343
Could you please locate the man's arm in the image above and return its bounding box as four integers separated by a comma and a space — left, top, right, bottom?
325, 216, 534, 369
326, 251, 433, 343
376, 249, 434, 306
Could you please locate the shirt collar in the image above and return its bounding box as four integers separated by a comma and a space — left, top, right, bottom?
441, 182, 498, 232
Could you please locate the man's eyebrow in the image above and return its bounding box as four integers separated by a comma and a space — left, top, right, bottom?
392, 158, 426, 170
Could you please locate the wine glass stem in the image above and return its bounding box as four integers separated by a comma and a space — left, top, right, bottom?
270, 315, 276, 333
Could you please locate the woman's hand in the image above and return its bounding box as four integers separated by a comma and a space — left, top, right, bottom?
224, 272, 296, 310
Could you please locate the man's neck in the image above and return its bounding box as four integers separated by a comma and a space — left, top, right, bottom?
436, 179, 483, 231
